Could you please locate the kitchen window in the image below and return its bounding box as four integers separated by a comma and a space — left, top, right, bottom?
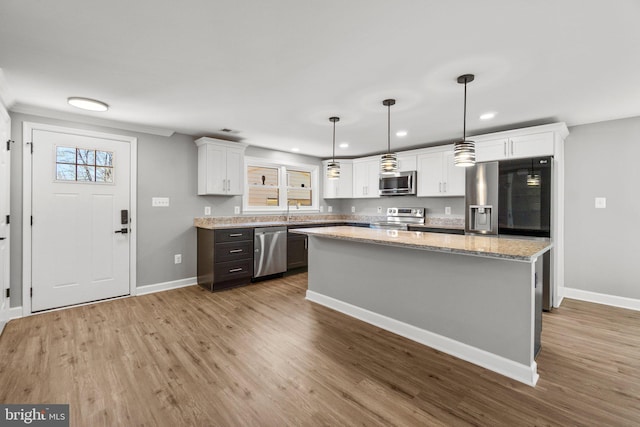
243, 158, 319, 212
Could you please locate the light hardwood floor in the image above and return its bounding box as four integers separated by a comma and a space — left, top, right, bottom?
1, 273, 639, 426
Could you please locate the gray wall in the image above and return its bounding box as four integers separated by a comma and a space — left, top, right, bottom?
9, 112, 323, 307
564, 116, 640, 299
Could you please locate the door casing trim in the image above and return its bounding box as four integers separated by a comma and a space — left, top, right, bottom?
22, 122, 137, 316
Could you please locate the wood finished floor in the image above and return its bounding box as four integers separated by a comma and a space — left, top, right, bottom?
1, 273, 639, 426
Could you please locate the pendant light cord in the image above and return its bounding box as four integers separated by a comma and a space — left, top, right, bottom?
463, 79, 467, 141
387, 103, 391, 154
332, 120, 336, 162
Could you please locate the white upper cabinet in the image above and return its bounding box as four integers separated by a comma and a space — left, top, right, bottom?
322, 159, 353, 199
416, 145, 464, 197
475, 131, 555, 162
353, 157, 381, 198
195, 137, 248, 195
397, 154, 417, 172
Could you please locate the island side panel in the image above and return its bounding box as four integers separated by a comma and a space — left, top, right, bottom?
307, 236, 534, 366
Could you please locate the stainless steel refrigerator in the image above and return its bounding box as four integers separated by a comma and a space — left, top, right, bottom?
465, 156, 553, 313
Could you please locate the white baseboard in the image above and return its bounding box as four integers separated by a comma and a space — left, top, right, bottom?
561, 287, 640, 311
306, 290, 538, 387
9, 306, 22, 320
136, 277, 197, 296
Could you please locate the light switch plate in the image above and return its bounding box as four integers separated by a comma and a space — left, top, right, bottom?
328, 206, 333, 213
595, 197, 606, 209
204, 206, 212, 215
377, 206, 382, 214
234, 206, 240, 214
319, 205, 324, 213
351, 206, 356, 213
445, 206, 452, 215
152, 197, 170, 207
174, 254, 182, 264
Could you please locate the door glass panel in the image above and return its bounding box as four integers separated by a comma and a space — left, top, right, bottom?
56, 146, 114, 184
56, 163, 76, 180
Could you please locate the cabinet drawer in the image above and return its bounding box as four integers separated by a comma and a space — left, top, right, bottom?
215, 240, 253, 262
214, 259, 253, 282
214, 228, 253, 243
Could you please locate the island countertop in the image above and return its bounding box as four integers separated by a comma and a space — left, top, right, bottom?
291, 226, 551, 261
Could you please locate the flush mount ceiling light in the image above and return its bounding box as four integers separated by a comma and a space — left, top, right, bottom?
67, 97, 109, 112
454, 74, 476, 167
327, 116, 341, 180
380, 98, 398, 175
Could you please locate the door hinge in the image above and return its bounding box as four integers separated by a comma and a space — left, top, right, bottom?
30, 143, 33, 154
5, 289, 9, 298
5, 214, 8, 225
31, 216, 33, 226
30, 288, 33, 297
6, 139, 12, 151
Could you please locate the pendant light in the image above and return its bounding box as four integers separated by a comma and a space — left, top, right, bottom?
454, 74, 476, 167
326, 116, 340, 179
527, 159, 541, 187
380, 98, 398, 175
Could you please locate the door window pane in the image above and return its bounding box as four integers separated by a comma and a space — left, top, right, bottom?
56, 146, 114, 183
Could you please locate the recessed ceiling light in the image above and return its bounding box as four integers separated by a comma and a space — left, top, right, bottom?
67, 97, 109, 112
396, 130, 408, 137
291, 147, 300, 152
480, 112, 496, 120
339, 142, 349, 149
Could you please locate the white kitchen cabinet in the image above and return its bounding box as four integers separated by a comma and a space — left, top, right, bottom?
322, 159, 353, 199
353, 157, 380, 198
397, 154, 417, 172
417, 145, 464, 197
475, 132, 554, 162
195, 137, 248, 195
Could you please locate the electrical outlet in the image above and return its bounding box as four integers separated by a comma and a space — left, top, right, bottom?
204, 206, 212, 215
445, 206, 451, 215
319, 205, 324, 213
595, 197, 606, 209
234, 206, 240, 214
351, 206, 356, 213
328, 206, 333, 213
174, 254, 182, 264
152, 197, 170, 207
377, 207, 382, 214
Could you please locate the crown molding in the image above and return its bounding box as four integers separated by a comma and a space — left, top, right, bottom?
9, 103, 176, 137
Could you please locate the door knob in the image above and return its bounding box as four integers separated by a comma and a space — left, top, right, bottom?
115, 228, 128, 234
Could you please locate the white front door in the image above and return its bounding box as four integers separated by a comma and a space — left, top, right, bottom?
0, 104, 10, 332
30, 128, 132, 312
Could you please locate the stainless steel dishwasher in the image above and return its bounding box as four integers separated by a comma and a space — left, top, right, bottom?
253, 227, 288, 279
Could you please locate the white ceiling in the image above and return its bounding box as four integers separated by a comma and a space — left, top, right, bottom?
1, 1, 639, 158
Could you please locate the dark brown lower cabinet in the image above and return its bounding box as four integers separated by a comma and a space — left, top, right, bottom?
287, 232, 308, 270
197, 227, 254, 291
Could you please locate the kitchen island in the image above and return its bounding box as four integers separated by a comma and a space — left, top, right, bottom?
291, 226, 552, 386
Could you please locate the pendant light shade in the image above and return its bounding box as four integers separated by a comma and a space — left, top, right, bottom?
380, 99, 398, 175
454, 74, 476, 167
527, 159, 541, 187
327, 116, 340, 180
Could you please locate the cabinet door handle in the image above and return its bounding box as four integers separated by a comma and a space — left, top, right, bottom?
504, 141, 507, 156
304, 238, 308, 250
510, 140, 514, 155
438, 182, 442, 193
229, 233, 243, 237
443, 182, 447, 193
229, 249, 243, 253
229, 268, 243, 273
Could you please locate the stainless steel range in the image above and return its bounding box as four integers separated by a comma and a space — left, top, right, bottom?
370, 207, 425, 230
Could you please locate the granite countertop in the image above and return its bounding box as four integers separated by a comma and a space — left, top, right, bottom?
291, 226, 551, 261
194, 215, 372, 230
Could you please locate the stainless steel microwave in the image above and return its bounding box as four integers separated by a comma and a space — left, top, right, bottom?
379, 171, 417, 195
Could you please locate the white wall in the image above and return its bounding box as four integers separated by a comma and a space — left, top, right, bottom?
564, 116, 640, 302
